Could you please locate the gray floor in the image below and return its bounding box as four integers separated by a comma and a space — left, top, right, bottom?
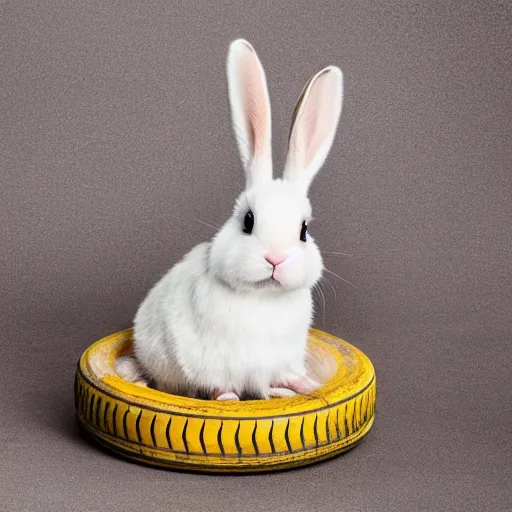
1, 1, 511, 511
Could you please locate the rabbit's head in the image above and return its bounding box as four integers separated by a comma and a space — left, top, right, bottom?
209, 40, 343, 293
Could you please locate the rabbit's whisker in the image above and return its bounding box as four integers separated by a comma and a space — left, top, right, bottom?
321, 250, 391, 257
197, 219, 221, 231
324, 267, 357, 289
321, 251, 353, 256
321, 275, 337, 300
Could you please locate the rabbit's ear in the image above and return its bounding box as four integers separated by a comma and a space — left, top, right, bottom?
227, 39, 272, 189
283, 66, 343, 194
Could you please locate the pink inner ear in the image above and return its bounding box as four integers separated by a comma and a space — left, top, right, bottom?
301, 71, 339, 168
240, 55, 268, 157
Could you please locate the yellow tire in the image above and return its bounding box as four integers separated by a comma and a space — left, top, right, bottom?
74, 328, 376, 473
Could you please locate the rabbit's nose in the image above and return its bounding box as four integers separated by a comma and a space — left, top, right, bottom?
265, 255, 286, 268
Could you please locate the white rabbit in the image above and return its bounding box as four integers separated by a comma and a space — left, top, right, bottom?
116, 39, 343, 401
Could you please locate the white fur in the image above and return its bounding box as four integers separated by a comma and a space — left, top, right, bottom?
114, 356, 149, 386
132, 39, 343, 399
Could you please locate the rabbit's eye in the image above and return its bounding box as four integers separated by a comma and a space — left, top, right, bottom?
300, 221, 307, 242
243, 210, 254, 234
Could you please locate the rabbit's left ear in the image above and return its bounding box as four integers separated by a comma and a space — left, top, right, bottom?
227, 39, 273, 189
283, 66, 343, 194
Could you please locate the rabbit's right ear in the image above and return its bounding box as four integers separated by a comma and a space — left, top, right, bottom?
283, 66, 343, 195
227, 39, 272, 189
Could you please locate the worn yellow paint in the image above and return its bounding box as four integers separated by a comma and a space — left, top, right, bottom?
75, 328, 376, 472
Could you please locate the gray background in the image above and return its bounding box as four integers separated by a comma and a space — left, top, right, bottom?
1, 1, 511, 511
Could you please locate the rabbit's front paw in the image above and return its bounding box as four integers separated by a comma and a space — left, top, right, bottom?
275, 374, 321, 395
215, 391, 240, 401
268, 387, 297, 398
